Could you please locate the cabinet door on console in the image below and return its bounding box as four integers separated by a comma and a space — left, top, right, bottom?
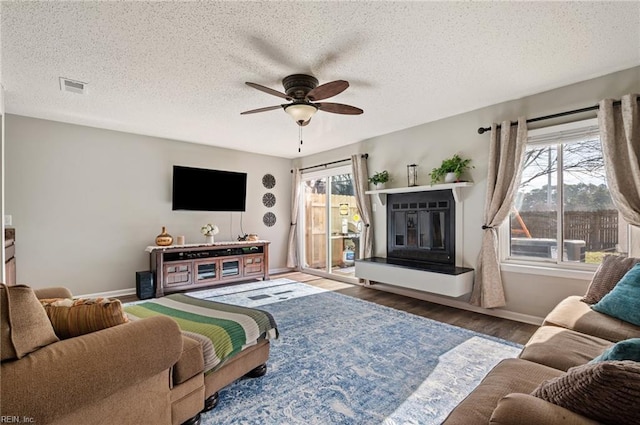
194, 259, 219, 284
220, 257, 242, 280
243, 254, 264, 276
163, 262, 192, 286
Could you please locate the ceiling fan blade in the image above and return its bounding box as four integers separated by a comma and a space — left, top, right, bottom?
245, 82, 292, 100
316, 102, 363, 115
306, 80, 349, 101
240, 105, 284, 115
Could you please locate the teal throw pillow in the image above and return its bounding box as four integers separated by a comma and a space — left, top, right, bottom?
592, 263, 640, 326
591, 338, 640, 363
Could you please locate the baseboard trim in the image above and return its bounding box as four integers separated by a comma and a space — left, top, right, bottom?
270, 267, 295, 275
77, 288, 137, 299
369, 282, 544, 326
77, 270, 295, 299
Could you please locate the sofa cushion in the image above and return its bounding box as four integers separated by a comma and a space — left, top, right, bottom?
442, 358, 564, 424
40, 297, 129, 339
543, 296, 640, 342
491, 393, 602, 425
519, 326, 613, 371
173, 335, 205, 386
1, 284, 59, 361
581, 255, 640, 304
592, 263, 640, 326
591, 338, 640, 363
532, 360, 640, 425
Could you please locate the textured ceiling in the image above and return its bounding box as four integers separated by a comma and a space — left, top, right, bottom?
2, 1, 639, 159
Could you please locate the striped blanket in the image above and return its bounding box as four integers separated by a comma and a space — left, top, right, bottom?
124, 294, 278, 373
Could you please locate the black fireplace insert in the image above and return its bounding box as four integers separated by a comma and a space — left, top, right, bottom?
387, 190, 455, 265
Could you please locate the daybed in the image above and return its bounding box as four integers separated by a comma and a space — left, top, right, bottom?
443, 255, 640, 424
0, 284, 275, 425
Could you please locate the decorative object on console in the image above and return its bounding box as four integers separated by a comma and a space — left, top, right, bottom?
201, 223, 219, 244
247, 234, 259, 241
368, 170, 390, 189
263, 212, 276, 227
407, 164, 418, 187
262, 193, 276, 208
155, 226, 173, 246
262, 173, 276, 189
176, 235, 185, 245
429, 154, 474, 185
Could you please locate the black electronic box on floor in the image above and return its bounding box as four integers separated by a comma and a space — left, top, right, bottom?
136, 271, 155, 300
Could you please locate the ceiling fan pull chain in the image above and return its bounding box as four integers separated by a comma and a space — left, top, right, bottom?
298, 126, 303, 153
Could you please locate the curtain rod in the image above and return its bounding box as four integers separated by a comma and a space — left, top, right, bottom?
291, 153, 369, 173
476, 98, 636, 134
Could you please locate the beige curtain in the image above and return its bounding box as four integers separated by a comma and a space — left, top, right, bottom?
599, 93, 640, 226
470, 117, 527, 309
286, 168, 302, 268
351, 154, 373, 259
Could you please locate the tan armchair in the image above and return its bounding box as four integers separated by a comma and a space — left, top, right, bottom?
1, 286, 205, 425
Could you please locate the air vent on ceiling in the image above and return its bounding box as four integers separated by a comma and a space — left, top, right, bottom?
59, 77, 87, 94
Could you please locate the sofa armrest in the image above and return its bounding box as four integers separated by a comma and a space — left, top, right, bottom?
33, 286, 73, 299
490, 393, 601, 425
1, 316, 183, 424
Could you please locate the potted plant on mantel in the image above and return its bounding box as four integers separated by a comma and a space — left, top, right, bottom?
368, 170, 390, 189
429, 154, 474, 185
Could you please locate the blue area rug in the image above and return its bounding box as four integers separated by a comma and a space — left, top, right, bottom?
188, 279, 521, 424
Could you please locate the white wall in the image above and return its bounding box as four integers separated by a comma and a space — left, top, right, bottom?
5, 115, 292, 295
294, 65, 640, 321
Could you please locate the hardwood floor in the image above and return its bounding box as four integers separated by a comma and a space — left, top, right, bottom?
121, 270, 538, 345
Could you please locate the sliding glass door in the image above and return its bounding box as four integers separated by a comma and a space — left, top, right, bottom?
300, 165, 361, 282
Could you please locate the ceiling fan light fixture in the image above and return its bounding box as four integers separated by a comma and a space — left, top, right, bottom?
285, 103, 318, 125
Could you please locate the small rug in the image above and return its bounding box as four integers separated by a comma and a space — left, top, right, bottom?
188, 279, 522, 424
188, 278, 326, 307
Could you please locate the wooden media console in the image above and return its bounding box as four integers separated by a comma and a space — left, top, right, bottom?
146, 240, 270, 297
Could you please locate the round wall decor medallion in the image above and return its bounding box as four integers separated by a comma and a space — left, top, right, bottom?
262, 192, 276, 208
263, 212, 276, 227
262, 174, 276, 189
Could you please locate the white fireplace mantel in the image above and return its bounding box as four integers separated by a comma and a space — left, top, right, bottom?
357, 181, 475, 297
366, 181, 474, 205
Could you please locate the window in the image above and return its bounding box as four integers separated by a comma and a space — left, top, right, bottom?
505, 119, 629, 267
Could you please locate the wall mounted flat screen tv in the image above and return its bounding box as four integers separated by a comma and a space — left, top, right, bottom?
172, 165, 247, 212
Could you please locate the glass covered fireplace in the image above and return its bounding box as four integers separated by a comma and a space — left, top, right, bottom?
387, 190, 455, 265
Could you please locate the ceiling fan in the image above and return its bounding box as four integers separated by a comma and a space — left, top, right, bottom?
240, 74, 363, 126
